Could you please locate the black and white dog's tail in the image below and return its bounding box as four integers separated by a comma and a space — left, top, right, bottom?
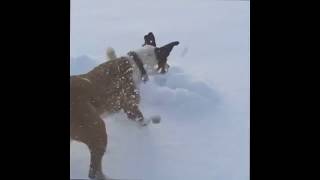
106, 47, 117, 60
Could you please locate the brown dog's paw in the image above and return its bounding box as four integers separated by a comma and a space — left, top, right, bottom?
89, 171, 108, 180
138, 115, 161, 126
138, 118, 151, 126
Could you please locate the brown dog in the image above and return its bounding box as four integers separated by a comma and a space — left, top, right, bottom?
70, 33, 179, 179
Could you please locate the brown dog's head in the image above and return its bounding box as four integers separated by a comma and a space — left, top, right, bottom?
142, 32, 179, 74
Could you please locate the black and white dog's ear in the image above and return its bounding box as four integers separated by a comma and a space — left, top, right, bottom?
155, 41, 180, 73
142, 32, 157, 47
156, 41, 180, 59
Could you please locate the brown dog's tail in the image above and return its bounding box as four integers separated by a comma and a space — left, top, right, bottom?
106, 47, 117, 60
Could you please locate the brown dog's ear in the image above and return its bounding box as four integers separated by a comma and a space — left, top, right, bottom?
142, 32, 157, 47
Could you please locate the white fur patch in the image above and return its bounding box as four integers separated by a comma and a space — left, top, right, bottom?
79, 77, 92, 84
134, 45, 159, 75
125, 45, 159, 85
126, 56, 143, 85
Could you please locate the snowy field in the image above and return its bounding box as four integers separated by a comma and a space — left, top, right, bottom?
70, 0, 250, 179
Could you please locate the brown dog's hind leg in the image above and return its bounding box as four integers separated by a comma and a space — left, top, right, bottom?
86, 119, 107, 180
71, 104, 108, 179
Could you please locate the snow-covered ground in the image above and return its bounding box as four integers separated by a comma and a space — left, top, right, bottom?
70, 0, 249, 179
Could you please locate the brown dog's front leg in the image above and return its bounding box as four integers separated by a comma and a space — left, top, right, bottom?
121, 94, 153, 126
123, 102, 145, 123
123, 102, 161, 126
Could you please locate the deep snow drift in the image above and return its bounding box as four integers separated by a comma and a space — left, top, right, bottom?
70, 0, 249, 179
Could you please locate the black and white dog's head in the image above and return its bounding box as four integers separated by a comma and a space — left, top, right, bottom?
106, 32, 179, 80
134, 32, 179, 75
